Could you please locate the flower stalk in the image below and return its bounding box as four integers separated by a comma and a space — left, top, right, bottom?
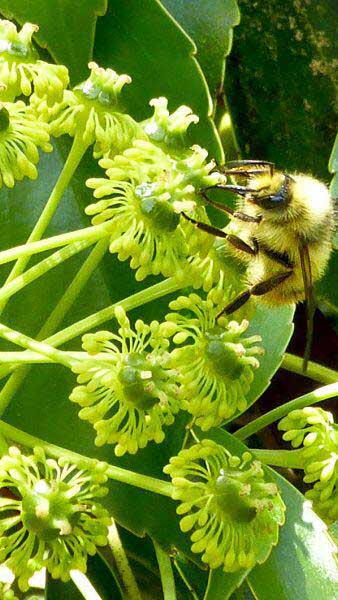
0, 130, 89, 312
0, 222, 112, 266
235, 383, 338, 441
0, 420, 173, 497
282, 353, 338, 385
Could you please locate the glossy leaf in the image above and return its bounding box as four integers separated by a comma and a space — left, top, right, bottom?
87, 552, 122, 599
244, 304, 294, 406
94, 0, 223, 161
222, 303, 295, 424
328, 133, 338, 198
46, 578, 83, 600
198, 428, 338, 600
204, 566, 249, 600
229, 581, 255, 600
162, 0, 240, 102
0, 0, 107, 83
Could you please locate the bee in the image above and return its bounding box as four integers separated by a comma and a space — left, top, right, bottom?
183, 160, 335, 371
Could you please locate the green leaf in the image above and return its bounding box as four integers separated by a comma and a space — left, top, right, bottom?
0, 0, 107, 83
328, 521, 338, 545
230, 581, 255, 600
46, 578, 83, 600
199, 428, 338, 600
226, 1, 336, 179
162, 0, 240, 103
204, 566, 249, 600
245, 305, 294, 406
94, 0, 223, 161
87, 553, 123, 599
328, 133, 338, 198
225, 304, 295, 424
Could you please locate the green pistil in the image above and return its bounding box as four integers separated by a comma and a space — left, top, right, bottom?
0, 41, 36, 62
204, 331, 244, 380
140, 197, 179, 232
118, 352, 161, 410
73, 87, 117, 110
215, 474, 256, 523
21, 480, 75, 541
136, 184, 179, 232
0, 105, 9, 132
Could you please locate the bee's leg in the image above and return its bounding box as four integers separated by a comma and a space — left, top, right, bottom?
181, 213, 258, 255
223, 160, 275, 176
199, 191, 262, 223
259, 245, 294, 269
217, 271, 292, 318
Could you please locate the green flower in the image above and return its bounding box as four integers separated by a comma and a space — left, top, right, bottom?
142, 96, 199, 153
0, 20, 68, 103
47, 61, 144, 156
188, 235, 246, 292
86, 139, 220, 280
70, 306, 181, 456
0, 582, 18, 600
163, 292, 263, 429
0, 101, 52, 187
164, 439, 285, 571
279, 407, 338, 523
0, 446, 109, 591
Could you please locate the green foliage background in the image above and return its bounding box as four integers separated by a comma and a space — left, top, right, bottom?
0, 1, 336, 598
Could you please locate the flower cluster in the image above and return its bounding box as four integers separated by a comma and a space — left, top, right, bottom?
164, 439, 285, 571
45, 62, 144, 156
70, 306, 180, 456
279, 407, 338, 523
0, 20, 68, 104
86, 133, 221, 280
0, 582, 18, 600
162, 292, 263, 429
0, 446, 110, 591
0, 100, 52, 187
142, 96, 199, 152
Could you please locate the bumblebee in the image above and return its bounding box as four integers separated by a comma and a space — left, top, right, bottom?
183, 160, 335, 370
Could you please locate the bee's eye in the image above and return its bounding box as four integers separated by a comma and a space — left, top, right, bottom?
254, 174, 292, 210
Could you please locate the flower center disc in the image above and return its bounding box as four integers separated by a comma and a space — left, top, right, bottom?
205, 330, 244, 380
215, 474, 256, 523
118, 352, 161, 410
22, 480, 75, 541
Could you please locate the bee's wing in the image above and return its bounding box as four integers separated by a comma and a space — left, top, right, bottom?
298, 243, 315, 372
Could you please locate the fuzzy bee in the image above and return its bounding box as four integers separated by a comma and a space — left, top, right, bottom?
183, 160, 335, 370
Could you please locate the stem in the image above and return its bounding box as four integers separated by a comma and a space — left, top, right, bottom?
46, 277, 182, 348
70, 571, 102, 600
0, 133, 88, 312
154, 540, 177, 600
0, 277, 182, 414
0, 240, 93, 304
0, 222, 111, 266
0, 322, 75, 368
108, 520, 142, 600
0, 433, 8, 456
282, 353, 338, 384
37, 237, 110, 339
0, 240, 109, 415
235, 382, 338, 441
174, 560, 199, 600
0, 420, 173, 497
0, 351, 118, 364
252, 448, 305, 469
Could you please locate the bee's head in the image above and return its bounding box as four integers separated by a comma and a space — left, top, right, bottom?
247, 172, 294, 215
